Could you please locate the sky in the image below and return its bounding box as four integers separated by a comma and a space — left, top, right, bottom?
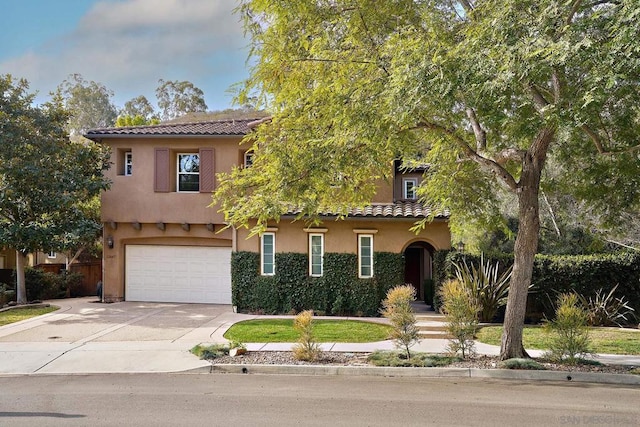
0, 0, 251, 111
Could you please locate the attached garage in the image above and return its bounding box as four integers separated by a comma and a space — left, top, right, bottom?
125, 245, 232, 304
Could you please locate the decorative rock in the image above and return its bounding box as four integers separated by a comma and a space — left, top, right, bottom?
229, 348, 247, 357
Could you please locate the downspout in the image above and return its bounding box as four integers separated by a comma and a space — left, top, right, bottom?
231, 225, 237, 252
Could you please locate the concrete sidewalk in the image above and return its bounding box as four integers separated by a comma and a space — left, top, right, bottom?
0, 297, 638, 375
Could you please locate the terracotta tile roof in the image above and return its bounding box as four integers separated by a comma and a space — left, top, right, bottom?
287, 202, 449, 219
85, 118, 261, 138
343, 202, 449, 218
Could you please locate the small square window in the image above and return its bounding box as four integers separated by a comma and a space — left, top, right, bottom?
47, 251, 57, 259
403, 178, 418, 200
177, 153, 200, 192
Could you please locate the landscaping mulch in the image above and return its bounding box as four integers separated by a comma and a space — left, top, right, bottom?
211, 351, 638, 374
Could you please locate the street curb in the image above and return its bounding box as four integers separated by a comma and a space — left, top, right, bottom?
198, 364, 640, 385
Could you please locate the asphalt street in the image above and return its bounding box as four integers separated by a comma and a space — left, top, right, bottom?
1, 373, 638, 426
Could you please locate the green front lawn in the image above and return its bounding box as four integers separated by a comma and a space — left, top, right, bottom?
0, 306, 59, 327
477, 326, 640, 355
224, 319, 392, 343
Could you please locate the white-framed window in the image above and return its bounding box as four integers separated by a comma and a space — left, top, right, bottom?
47, 251, 57, 259
403, 178, 418, 200
261, 232, 275, 276
244, 151, 255, 168
309, 233, 324, 277
124, 152, 133, 176
358, 234, 374, 278
177, 153, 200, 192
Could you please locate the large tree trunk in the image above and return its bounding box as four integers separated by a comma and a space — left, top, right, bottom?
500, 129, 553, 360
15, 250, 27, 305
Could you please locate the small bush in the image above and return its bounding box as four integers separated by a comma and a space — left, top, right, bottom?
381, 285, 419, 359
453, 254, 512, 322
0, 283, 16, 306
439, 279, 479, 359
578, 285, 636, 327
499, 358, 546, 370
367, 350, 460, 367
19, 268, 82, 301
191, 344, 230, 360
292, 310, 321, 362
544, 293, 592, 364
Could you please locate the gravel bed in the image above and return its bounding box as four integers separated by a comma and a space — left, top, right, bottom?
212, 351, 638, 374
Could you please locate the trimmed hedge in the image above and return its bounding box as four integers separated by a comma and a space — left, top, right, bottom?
4, 268, 84, 302
433, 250, 640, 323
231, 251, 404, 316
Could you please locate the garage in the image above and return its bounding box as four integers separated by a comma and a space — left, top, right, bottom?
125, 245, 232, 304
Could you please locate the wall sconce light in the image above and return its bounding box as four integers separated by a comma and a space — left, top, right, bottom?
107, 235, 114, 249
456, 241, 465, 253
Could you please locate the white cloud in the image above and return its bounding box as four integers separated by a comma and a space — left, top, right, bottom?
0, 0, 250, 109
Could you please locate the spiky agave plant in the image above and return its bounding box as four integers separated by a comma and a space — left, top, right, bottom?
453, 254, 513, 322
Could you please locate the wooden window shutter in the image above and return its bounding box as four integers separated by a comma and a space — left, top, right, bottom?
154, 147, 170, 192
199, 147, 215, 193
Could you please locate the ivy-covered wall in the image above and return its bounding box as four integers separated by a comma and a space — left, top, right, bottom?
433, 250, 640, 321
231, 251, 404, 316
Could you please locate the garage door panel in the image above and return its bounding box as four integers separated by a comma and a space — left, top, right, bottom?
125, 245, 231, 304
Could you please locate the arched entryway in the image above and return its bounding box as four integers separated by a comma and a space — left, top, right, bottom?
403, 241, 435, 304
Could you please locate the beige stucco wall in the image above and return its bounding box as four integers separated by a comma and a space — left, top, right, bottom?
100, 135, 247, 225
97, 132, 450, 302
0, 249, 15, 269
236, 218, 451, 254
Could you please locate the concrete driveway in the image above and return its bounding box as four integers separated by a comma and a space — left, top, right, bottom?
0, 297, 238, 375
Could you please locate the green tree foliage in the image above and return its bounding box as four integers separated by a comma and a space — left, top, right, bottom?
120, 95, 158, 121
115, 115, 160, 127
218, 1, 640, 359
0, 75, 110, 304
57, 73, 118, 136
155, 79, 208, 121
117, 95, 160, 127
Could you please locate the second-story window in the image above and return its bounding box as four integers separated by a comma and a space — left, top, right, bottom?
403, 178, 418, 200
177, 153, 200, 192
125, 152, 133, 176
244, 151, 255, 168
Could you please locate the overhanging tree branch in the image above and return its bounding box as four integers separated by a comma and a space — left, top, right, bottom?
411, 120, 519, 191
466, 108, 486, 151
527, 83, 551, 112
581, 124, 640, 155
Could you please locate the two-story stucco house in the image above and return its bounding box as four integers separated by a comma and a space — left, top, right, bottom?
85, 119, 450, 308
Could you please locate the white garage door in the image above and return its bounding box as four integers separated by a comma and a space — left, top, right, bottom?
125, 245, 232, 304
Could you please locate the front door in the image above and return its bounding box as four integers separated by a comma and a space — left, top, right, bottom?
404, 247, 422, 298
